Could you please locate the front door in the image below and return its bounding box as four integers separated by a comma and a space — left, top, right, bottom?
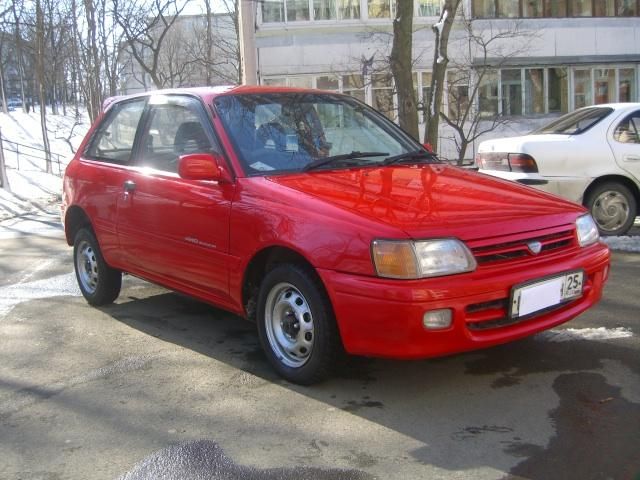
116, 94, 234, 303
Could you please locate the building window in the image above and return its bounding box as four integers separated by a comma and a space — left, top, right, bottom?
448, 71, 471, 120
574, 69, 592, 109
618, 0, 638, 15
478, 70, 499, 117
523, 0, 544, 16
594, 69, 616, 104
343, 74, 366, 102
368, 0, 393, 18
498, 0, 520, 17
524, 69, 545, 115
263, 78, 287, 86
262, 0, 285, 22
472, 0, 639, 18
619, 69, 636, 102
548, 68, 568, 113
372, 73, 395, 119
569, 0, 592, 15
317, 75, 339, 90
594, 0, 615, 15
287, 0, 310, 21
314, 0, 337, 19
473, 0, 496, 17
288, 76, 313, 88
339, 0, 361, 19
417, 0, 441, 16
501, 69, 523, 116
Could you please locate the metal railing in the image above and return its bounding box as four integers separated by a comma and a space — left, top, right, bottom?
0, 137, 68, 177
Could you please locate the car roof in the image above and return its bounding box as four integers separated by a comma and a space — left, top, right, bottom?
576, 102, 640, 111
102, 85, 343, 112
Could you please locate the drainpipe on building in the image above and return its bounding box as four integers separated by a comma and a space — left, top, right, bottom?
239, 0, 258, 85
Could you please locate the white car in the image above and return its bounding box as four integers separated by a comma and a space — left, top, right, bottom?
477, 103, 640, 236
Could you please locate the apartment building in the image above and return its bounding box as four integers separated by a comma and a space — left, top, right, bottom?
252, 0, 640, 158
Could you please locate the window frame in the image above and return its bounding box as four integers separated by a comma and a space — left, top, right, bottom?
83, 97, 148, 165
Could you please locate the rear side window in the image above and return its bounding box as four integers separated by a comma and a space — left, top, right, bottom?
533, 107, 613, 135
85, 99, 146, 164
613, 111, 640, 144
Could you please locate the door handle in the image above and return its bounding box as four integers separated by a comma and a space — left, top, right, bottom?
623, 155, 640, 162
123, 180, 136, 192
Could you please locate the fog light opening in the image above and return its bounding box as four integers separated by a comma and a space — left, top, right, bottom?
423, 309, 453, 330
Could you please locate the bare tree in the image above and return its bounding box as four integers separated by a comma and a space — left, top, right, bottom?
114, 0, 191, 89
0, 128, 9, 192
424, 0, 462, 151
437, 14, 536, 163
10, 0, 29, 113
35, 0, 52, 173
389, 0, 419, 140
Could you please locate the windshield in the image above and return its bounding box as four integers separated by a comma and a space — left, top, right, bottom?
214, 93, 421, 175
533, 107, 614, 135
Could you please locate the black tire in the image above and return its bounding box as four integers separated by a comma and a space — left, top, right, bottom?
585, 182, 637, 236
73, 228, 122, 306
256, 263, 342, 385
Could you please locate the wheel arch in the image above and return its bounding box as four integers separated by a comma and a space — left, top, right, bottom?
241, 245, 321, 322
64, 206, 93, 246
582, 175, 640, 208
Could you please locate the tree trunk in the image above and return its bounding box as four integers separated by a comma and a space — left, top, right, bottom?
424, 0, 461, 152
36, 0, 53, 174
390, 0, 419, 140
205, 0, 213, 85
0, 128, 10, 192
0, 61, 8, 114
11, 2, 28, 115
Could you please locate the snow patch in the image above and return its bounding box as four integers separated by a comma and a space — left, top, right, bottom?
602, 235, 640, 253
0, 272, 80, 317
538, 327, 633, 343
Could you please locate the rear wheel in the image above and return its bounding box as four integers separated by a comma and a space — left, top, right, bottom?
73, 228, 122, 305
256, 264, 341, 385
586, 182, 637, 236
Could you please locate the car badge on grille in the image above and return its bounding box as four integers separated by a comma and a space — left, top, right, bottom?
527, 241, 542, 255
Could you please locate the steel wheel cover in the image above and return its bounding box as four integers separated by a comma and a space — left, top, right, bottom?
76, 240, 99, 294
592, 190, 630, 233
264, 282, 314, 368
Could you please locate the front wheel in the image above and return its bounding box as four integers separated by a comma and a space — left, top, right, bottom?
73, 228, 122, 306
256, 264, 341, 385
586, 182, 637, 236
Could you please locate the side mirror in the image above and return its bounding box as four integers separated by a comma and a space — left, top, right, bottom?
423, 142, 433, 153
178, 153, 231, 183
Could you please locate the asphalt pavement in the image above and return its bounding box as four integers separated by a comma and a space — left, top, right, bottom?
0, 213, 639, 480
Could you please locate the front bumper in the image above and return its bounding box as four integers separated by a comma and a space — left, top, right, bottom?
318, 243, 610, 359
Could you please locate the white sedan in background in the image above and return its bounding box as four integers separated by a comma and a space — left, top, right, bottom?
477, 103, 640, 236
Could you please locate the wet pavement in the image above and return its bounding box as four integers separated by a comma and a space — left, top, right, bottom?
0, 213, 639, 480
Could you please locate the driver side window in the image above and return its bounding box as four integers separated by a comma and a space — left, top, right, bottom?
139, 96, 215, 173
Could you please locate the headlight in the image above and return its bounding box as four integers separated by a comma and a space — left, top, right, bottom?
372, 239, 477, 279
576, 213, 599, 247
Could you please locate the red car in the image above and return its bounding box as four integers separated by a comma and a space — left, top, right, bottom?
62, 86, 610, 384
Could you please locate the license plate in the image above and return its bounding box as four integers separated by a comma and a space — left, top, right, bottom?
510, 270, 584, 319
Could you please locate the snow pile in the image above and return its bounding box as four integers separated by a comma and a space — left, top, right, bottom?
602, 234, 640, 253
1, 109, 89, 220
538, 327, 633, 343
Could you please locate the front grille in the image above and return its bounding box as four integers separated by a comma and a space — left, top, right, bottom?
471, 228, 576, 266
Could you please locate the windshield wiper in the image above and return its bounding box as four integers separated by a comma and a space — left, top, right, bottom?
302, 151, 388, 172
383, 150, 440, 166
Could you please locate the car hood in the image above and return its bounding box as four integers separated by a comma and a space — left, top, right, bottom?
266, 164, 583, 241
